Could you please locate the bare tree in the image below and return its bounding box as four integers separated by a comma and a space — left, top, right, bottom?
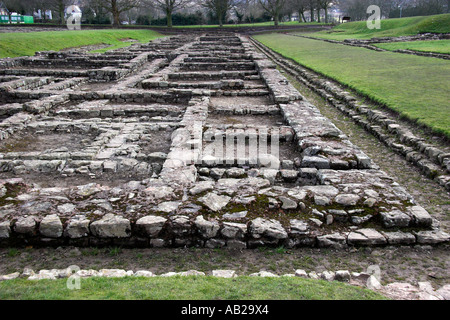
202, 0, 234, 27
98, 0, 140, 26
316, 0, 332, 22
308, 0, 316, 21
258, 0, 286, 26
152, 0, 190, 27
288, 0, 308, 22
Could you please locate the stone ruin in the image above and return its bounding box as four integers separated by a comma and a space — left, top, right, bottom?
0, 33, 448, 248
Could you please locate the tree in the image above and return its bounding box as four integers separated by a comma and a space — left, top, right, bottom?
258, 0, 286, 26
152, 0, 190, 27
288, 0, 308, 22
316, 0, 332, 23
98, 0, 140, 26
202, 0, 234, 27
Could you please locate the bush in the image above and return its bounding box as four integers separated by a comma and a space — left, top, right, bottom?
136, 15, 151, 25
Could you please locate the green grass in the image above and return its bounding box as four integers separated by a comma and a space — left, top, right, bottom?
308, 14, 450, 40
374, 40, 450, 54
0, 276, 386, 300
254, 33, 450, 137
0, 29, 165, 58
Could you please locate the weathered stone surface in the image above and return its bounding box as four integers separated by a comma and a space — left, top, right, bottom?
0, 272, 20, 281
76, 270, 101, 278
320, 271, 335, 281
221, 222, 247, 239
366, 275, 382, 290
14, 216, 37, 235
0, 221, 11, 239
380, 210, 411, 228
249, 218, 288, 239
381, 231, 416, 245
294, 269, 308, 278
189, 181, 214, 195
57, 203, 76, 214
64, 215, 90, 238
99, 269, 130, 277
170, 215, 192, 236
90, 214, 131, 238
39, 214, 63, 238
334, 194, 360, 206
136, 215, 167, 238
194, 215, 220, 239
334, 270, 351, 282
212, 270, 236, 278
279, 196, 297, 210
347, 228, 387, 246
198, 192, 231, 212
144, 186, 174, 199
408, 206, 432, 227
436, 284, 450, 300
317, 233, 347, 248
134, 270, 154, 277
156, 201, 181, 213
222, 211, 247, 220
289, 219, 309, 235
249, 271, 279, 277
414, 230, 450, 244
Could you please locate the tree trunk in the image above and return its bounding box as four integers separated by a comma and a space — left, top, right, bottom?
112, 0, 120, 27
301, 12, 306, 23
324, 7, 328, 23
274, 12, 279, 26
58, 0, 64, 25
317, 8, 321, 22
167, 9, 172, 28
310, 7, 314, 21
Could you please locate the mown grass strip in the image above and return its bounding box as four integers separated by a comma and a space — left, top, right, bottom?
254, 33, 450, 138
373, 40, 450, 54
306, 14, 450, 41
0, 276, 386, 300
0, 29, 165, 58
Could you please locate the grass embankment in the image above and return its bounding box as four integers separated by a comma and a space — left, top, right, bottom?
373, 40, 450, 54
307, 14, 450, 40
254, 33, 450, 137
0, 276, 386, 300
0, 29, 164, 58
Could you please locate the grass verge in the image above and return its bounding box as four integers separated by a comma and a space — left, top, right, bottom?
373, 40, 450, 54
307, 14, 450, 40
253, 33, 450, 138
0, 29, 165, 58
0, 276, 386, 300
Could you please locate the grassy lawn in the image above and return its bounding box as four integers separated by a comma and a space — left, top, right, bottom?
0, 276, 386, 300
254, 33, 450, 138
373, 40, 450, 54
307, 14, 450, 40
0, 29, 165, 58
